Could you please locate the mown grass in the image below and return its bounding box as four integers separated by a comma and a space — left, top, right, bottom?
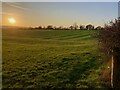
2, 28, 105, 88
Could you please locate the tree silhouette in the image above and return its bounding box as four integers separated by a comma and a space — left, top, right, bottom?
38, 26, 42, 29
95, 26, 102, 30
86, 24, 94, 30
70, 26, 74, 30
79, 25, 85, 30
47, 25, 53, 30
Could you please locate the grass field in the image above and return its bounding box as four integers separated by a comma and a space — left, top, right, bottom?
2, 28, 105, 88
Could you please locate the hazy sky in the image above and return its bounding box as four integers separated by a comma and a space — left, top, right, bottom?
2, 2, 118, 27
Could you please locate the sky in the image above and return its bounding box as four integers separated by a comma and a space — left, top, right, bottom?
2, 2, 118, 27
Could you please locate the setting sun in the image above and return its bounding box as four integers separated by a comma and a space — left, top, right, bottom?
8, 18, 16, 24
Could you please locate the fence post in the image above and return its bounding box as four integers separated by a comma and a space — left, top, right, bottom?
111, 48, 120, 88
111, 52, 113, 88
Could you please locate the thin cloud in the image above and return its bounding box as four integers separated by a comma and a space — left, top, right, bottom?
9, 4, 29, 10
5, 2, 30, 11
0, 12, 14, 15
11, 2, 23, 6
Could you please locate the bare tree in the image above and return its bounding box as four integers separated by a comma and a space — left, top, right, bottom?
73, 22, 78, 30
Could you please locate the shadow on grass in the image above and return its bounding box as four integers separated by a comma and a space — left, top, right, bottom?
66, 54, 102, 87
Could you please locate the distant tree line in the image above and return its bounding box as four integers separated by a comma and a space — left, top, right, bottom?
27, 23, 103, 30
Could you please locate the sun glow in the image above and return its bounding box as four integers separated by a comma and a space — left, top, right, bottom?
8, 18, 16, 24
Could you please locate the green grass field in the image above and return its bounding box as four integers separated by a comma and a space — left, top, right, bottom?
2, 28, 105, 88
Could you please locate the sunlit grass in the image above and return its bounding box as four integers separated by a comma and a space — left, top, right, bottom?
2, 29, 104, 88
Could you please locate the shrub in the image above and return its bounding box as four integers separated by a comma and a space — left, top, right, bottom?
99, 17, 120, 56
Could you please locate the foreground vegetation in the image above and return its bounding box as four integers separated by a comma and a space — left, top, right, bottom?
3, 28, 105, 88
99, 18, 120, 87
